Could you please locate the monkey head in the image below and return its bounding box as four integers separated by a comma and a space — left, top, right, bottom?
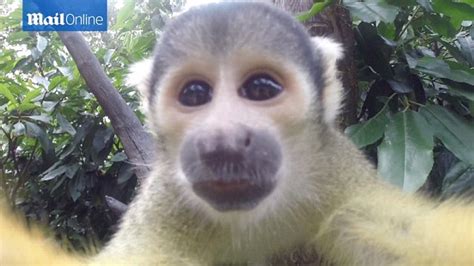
128, 2, 343, 223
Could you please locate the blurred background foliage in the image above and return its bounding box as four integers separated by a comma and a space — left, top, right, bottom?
0, 0, 472, 252
341, 0, 474, 198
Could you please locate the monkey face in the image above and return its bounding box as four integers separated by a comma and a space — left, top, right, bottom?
154, 55, 313, 213
128, 3, 343, 220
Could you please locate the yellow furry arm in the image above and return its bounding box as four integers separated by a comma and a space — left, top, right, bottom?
0, 208, 84, 266
316, 188, 474, 265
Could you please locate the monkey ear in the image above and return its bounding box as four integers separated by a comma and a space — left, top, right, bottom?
126, 58, 154, 112
310, 36, 344, 125
311, 36, 344, 66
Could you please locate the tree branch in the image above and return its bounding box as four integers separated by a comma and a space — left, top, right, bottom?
58, 32, 154, 180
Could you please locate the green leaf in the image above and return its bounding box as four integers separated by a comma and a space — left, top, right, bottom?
49, 76, 68, 89
416, 0, 434, 12
0, 83, 17, 104
68, 174, 85, 201
9, 7, 22, 20
93, 127, 114, 154
419, 104, 474, 165
26, 114, 51, 124
441, 161, 474, 198
117, 165, 134, 184
132, 33, 155, 53
114, 0, 135, 30
57, 66, 73, 79
457, 35, 474, 66
36, 35, 48, 53
385, 0, 416, 7
445, 60, 474, 77
425, 14, 457, 38
344, 2, 399, 23
12, 122, 25, 136
31, 47, 41, 60
414, 57, 474, 86
355, 22, 395, 78
7, 32, 29, 43
345, 106, 389, 148
65, 164, 80, 179
13, 57, 34, 72
57, 113, 76, 136
377, 111, 434, 192
24, 121, 54, 157
111, 152, 127, 162
59, 121, 93, 160
387, 79, 412, 93
18, 102, 38, 112
445, 80, 474, 101
436, 38, 470, 65
297, 0, 333, 22
460, 0, 474, 7
377, 22, 396, 40
23, 88, 41, 103
432, 0, 474, 28
51, 176, 66, 193
41, 165, 68, 181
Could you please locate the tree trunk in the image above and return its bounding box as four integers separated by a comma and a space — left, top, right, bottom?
273, 0, 358, 127
58, 32, 154, 180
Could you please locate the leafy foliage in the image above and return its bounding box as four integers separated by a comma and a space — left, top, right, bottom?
343, 0, 474, 195
0, 0, 183, 251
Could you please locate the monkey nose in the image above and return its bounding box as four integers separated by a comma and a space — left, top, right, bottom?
180, 127, 282, 211
195, 126, 252, 156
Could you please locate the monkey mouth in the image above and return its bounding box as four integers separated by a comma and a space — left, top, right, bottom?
202, 179, 251, 190
192, 178, 275, 212
180, 127, 282, 212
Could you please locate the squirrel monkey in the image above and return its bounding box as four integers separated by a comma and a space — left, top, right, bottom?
2, 2, 474, 265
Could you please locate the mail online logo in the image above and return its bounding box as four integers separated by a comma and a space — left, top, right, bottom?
23, 0, 107, 31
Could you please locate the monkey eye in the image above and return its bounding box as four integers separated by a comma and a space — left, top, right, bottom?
239, 74, 283, 101
178, 80, 213, 107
